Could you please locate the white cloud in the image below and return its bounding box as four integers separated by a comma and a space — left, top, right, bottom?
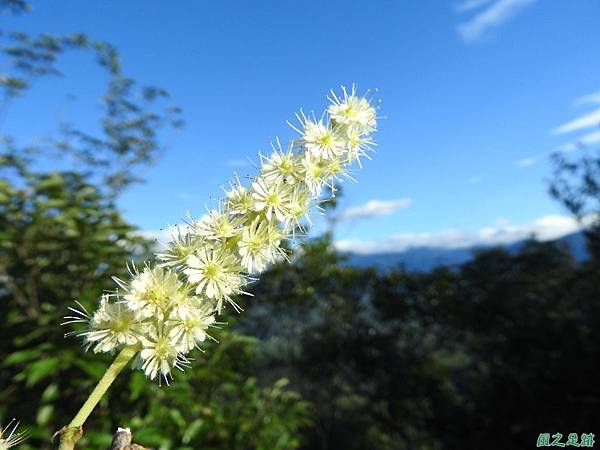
578, 129, 600, 146
574, 90, 600, 106
139, 224, 190, 249
553, 90, 600, 151
455, 0, 493, 13
335, 214, 589, 255
457, 0, 537, 42
552, 107, 600, 135
468, 175, 482, 184
226, 158, 253, 167
515, 157, 536, 168
338, 198, 413, 221
557, 129, 600, 153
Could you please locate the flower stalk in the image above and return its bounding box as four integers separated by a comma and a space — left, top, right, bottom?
57, 346, 138, 450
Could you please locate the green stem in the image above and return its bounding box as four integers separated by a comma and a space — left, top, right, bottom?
57, 345, 138, 450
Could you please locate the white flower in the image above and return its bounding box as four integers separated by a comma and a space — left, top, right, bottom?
300, 120, 345, 160
266, 218, 289, 248
285, 187, 312, 230
139, 326, 184, 381
344, 127, 375, 166
168, 302, 216, 352
156, 226, 198, 269
194, 209, 241, 241
301, 153, 353, 195
300, 154, 330, 195
167, 291, 198, 320
328, 85, 377, 134
260, 143, 302, 185
237, 217, 277, 273
184, 245, 246, 308
0, 420, 28, 450
84, 294, 141, 353
225, 184, 255, 216
251, 176, 292, 222
115, 266, 186, 319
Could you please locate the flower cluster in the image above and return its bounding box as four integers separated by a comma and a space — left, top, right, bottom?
0, 420, 28, 450
69, 85, 379, 382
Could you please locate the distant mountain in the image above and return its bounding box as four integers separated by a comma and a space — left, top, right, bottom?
344, 231, 588, 272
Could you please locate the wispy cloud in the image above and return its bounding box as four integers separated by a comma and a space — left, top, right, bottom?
455, 0, 493, 13
336, 214, 588, 255
552, 108, 600, 135
515, 157, 536, 168
457, 0, 537, 42
574, 90, 600, 106
226, 158, 253, 168
468, 175, 482, 184
338, 198, 413, 221
557, 130, 600, 153
553, 89, 600, 151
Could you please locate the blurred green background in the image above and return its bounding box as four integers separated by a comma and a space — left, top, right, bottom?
2, 1, 600, 449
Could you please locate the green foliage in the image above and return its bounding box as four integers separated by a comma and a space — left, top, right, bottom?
0, 170, 310, 450
0, 172, 142, 446
238, 234, 600, 449
0, 3, 310, 448
550, 147, 600, 261
116, 335, 309, 450
550, 148, 600, 220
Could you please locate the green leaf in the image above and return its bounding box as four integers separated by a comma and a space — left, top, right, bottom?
4, 349, 40, 366
182, 419, 203, 444
25, 357, 60, 386
169, 408, 185, 429
36, 404, 54, 426
128, 371, 146, 401
74, 359, 107, 379
41, 383, 59, 402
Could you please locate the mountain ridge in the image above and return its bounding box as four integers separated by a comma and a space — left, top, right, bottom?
343, 231, 588, 272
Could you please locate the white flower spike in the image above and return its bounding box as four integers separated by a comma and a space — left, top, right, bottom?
67, 86, 379, 382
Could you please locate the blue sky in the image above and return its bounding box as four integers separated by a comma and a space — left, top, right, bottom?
3, 0, 600, 253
